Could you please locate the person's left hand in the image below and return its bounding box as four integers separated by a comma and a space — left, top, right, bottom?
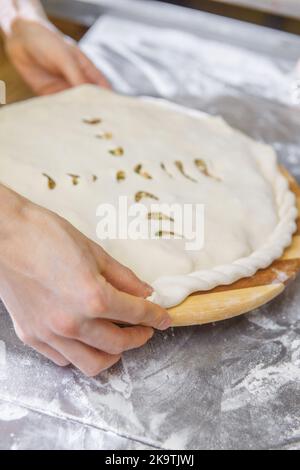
4, 17, 110, 95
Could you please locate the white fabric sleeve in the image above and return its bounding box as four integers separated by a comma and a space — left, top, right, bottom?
0, 0, 47, 34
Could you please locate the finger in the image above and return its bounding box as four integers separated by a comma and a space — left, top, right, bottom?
78, 319, 154, 354
50, 336, 121, 377
30, 340, 70, 367
92, 280, 171, 330
9, 51, 70, 96
58, 46, 88, 87
9, 40, 86, 90
91, 243, 152, 298
38, 77, 71, 95
75, 48, 111, 88
103, 257, 152, 297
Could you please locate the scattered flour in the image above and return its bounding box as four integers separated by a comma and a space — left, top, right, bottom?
291, 339, 300, 366
163, 429, 191, 450
0, 403, 28, 421
149, 412, 168, 434
88, 390, 143, 431
271, 269, 289, 284
222, 361, 300, 412
104, 358, 133, 399
247, 312, 286, 331
0, 340, 6, 367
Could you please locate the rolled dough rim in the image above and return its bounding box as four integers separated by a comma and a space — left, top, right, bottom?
143, 98, 298, 308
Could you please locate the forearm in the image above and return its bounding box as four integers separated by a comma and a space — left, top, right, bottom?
0, 184, 35, 283
0, 0, 47, 35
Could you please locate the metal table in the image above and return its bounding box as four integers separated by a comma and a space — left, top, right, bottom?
0, 0, 300, 450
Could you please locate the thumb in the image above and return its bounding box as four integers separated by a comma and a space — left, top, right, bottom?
91, 242, 153, 298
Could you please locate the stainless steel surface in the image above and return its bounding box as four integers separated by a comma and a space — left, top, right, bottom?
215, 0, 300, 19
43, 0, 300, 59
1, 0, 300, 450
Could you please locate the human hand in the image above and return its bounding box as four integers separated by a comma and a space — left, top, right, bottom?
0, 186, 171, 376
4, 17, 110, 95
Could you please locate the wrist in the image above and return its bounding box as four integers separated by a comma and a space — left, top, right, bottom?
0, 184, 29, 239
0, 185, 34, 280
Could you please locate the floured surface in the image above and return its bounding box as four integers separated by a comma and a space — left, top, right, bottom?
81, 13, 299, 106
0, 280, 299, 450
0, 85, 296, 307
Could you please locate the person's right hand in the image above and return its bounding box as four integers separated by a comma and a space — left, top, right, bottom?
0, 187, 171, 376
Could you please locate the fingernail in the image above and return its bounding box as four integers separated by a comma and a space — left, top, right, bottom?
158, 317, 172, 331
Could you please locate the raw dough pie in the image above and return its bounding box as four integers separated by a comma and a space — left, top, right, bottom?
0, 85, 297, 307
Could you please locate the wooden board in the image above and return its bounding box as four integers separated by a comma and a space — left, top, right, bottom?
168, 169, 300, 326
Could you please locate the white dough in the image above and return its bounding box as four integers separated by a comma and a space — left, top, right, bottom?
0, 85, 297, 307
